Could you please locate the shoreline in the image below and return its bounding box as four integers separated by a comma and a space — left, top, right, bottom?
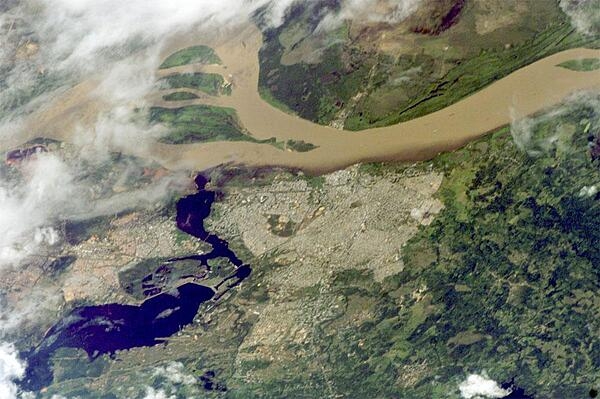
2, 23, 599, 175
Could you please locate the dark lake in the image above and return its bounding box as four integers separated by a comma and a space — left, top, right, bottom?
501, 380, 535, 399
21, 174, 251, 391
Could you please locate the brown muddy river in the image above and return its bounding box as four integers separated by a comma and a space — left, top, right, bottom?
6, 24, 600, 173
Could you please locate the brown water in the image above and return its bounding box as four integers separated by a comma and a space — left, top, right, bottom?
6, 23, 600, 173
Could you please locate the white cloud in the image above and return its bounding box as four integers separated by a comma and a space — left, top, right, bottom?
579, 185, 599, 198
152, 362, 196, 386
31, 0, 268, 71
560, 0, 600, 36
459, 374, 511, 399
511, 91, 600, 157
0, 153, 78, 268
317, 0, 422, 32
0, 286, 64, 333
24, 0, 312, 73
0, 342, 27, 399
0, 149, 188, 271
142, 387, 175, 399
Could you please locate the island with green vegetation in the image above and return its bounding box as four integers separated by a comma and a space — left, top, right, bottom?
159, 45, 222, 69
161, 73, 232, 97
558, 58, 600, 71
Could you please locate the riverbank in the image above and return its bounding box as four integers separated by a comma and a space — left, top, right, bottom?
3, 23, 600, 175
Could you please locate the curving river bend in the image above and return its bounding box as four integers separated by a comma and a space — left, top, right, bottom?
2, 24, 598, 174
10, 21, 597, 396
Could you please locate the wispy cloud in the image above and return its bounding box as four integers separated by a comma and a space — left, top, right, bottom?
142, 387, 175, 399
152, 362, 197, 386
0, 0, 429, 274
559, 0, 600, 36
0, 153, 77, 268
0, 342, 27, 399
317, 0, 422, 32
511, 91, 600, 157
0, 0, 596, 396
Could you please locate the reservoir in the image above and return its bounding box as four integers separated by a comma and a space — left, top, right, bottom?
21, 174, 251, 391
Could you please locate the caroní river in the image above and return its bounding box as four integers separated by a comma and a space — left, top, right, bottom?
20, 175, 251, 391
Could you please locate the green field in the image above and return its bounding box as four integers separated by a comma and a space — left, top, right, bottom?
159, 45, 221, 69
162, 91, 200, 101
161, 73, 231, 96
36, 95, 600, 398
150, 105, 248, 144
150, 105, 317, 151
231, 95, 600, 398
558, 58, 600, 71
285, 139, 317, 152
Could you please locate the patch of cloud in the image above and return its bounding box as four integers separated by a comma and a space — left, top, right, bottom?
0, 286, 64, 333
29, 0, 294, 72
72, 106, 168, 163
0, 149, 188, 270
80, 173, 188, 220
0, 342, 27, 399
391, 65, 423, 85
0, 153, 78, 268
511, 91, 600, 157
559, 0, 600, 36
317, 0, 422, 32
142, 387, 175, 399
459, 373, 511, 399
152, 362, 196, 386
0, 0, 429, 275
579, 184, 599, 198
0, 0, 295, 131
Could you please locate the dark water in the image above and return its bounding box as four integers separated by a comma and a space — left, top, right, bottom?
501, 380, 535, 399
21, 174, 251, 391
170, 175, 243, 267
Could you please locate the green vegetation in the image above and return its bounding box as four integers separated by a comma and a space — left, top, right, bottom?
0, 71, 66, 119
301, 173, 325, 189
52, 348, 109, 384
258, 86, 296, 115
558, 58, 600, 71
259, 39, 375, 125
162, 91, 200, 101
159, 45, 221, 69
348, 22, 598, 129
259, 0, 600, 130
64, 215, 115, 245
286, 139, 317, 152
315, 96, 600, 397
118, 257, 213, 300
150, 102, 311, 147
266, 214, 297, 237
150, 105, 279, 146
118, 257, 169, 299
47, 256, 77, 276
22, 137, 62, 146
232, 95, 600, 399
161, 73, 231, 96
150, 105, 245, 144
